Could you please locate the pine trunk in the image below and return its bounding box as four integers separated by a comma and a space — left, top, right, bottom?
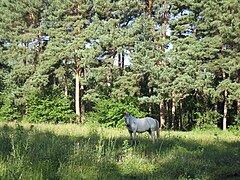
118, 53, 123, 76
75, 3, 82, 123
160, 101, 165, 128
202, 86, 209, 113
222, 70, 227, 130
38, 31, 43, 53
107, 66, 113, 87
214, 100, 218, 114
80, 87, 85, 122
166, 102, 170, 128
75, 64, 81, 123
121, 51, 124, 74
237, 101, 240, 115
223, 89, 228, 130
162, 0, 169, 51
179, 99, 183, 130
80, 69, 85, 122
64, 72, 68, 97
237, 75, 240, 115
172, 94, 176, 129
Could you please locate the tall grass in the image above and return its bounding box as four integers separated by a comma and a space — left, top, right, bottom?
0, 122, 239, 179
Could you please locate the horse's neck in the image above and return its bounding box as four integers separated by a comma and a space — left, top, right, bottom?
129, 116, 137, 124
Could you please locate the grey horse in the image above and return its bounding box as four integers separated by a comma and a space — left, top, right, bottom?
123, 113, 160, 145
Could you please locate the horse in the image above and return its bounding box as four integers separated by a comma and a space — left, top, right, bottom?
123, 112, 160, 145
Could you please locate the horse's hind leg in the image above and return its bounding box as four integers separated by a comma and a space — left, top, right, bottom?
149, 130, 155, 143
156, 129, 160, 140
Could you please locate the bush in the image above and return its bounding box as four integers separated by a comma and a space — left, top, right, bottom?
26, 93, 75, 123
86, 98, 147, 127
194, 110, 222, 129
0, 95, 22, 122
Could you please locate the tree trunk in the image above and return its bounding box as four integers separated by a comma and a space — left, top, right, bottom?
237, 101, 240, 115
121, 51, 124, 74
148, 76, 153, 114
172, 94, 176, 129
222, 70, 228, 130
166, 101, 170, 128
118, 52, 123, 76
147, 0, 158, 49
202, 86, 209, 113
38, 31, 43, 53
80, 69, 85, 122
179, 99, 183, 130
223, 89, 228, 130
75, 3, 82, 123
53, 73, 57, 88
237, 75, 240, 115
75, 64, 81, 123
64, 71, 68, 97
160, 101, 165, 128
162, 0, 169, 51
107, 65, 113, 87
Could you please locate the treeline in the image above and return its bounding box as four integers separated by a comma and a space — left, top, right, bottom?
0, 0, 239, 130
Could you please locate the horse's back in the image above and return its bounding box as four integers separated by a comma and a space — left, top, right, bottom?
146, 117, 159, 130
135, 117, 159, 132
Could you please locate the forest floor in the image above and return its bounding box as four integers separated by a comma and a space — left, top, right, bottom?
0, 122, 240, 179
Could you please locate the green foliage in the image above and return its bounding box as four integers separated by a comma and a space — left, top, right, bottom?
86, 98, 147, 127
0, 96, 22, 122
194, 110, 223, 129
0, 0, 239, 130
228, 115, 240, 135
26, 93, 75, 123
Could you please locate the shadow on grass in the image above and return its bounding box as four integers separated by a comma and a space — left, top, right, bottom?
0, 123, 239, 180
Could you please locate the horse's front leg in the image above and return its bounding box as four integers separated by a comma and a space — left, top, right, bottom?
133, 131, 137, 146
128, 130, 133, 143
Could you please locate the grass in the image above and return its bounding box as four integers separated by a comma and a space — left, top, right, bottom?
0, 122, 239, 180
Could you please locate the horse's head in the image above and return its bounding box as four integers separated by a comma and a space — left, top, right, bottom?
123, 112, 131, 126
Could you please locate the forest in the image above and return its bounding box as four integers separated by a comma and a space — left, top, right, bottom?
0, 0, 239, 130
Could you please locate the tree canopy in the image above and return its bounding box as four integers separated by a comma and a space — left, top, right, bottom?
0, 0, 239, 130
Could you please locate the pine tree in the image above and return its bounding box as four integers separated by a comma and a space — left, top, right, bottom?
0, 0, 44, 119
197, 0, 240, 130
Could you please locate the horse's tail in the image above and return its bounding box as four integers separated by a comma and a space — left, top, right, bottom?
155, 119, 160, 139
154, 119, 160, 129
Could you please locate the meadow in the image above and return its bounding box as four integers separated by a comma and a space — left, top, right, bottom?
0, 122, 239, 180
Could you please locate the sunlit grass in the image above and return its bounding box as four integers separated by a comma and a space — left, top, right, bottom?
0, 122, 239, 179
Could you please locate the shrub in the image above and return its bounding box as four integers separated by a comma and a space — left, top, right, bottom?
194, 110, 222, 129
0, 95, 22, 122
86, 98, 147, 127
26, 93, 75, 123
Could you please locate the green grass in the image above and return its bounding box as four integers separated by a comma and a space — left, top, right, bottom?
0, 122, 239, 180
